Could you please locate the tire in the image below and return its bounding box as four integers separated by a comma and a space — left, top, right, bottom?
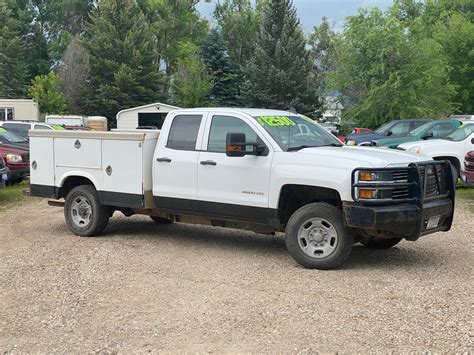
450, 164, 459, 184
361, 237, 402, 249
285, 202, 353, 270
64, 185, 110, 237
150, 216, 172, 225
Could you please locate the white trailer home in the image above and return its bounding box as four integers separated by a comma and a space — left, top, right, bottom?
0, 99, 40, 121
116, 102, 179, 130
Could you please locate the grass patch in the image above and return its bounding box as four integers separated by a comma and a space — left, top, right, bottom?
0, 182, 28, 212
456, 185, 474, 213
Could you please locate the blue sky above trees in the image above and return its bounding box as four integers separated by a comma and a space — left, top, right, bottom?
197, 0, 393, 32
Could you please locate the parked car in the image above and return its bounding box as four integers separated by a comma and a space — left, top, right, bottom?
0, 127, 29, 149
373, 120, 462, 149
398, 123, 474, 182
345, 119, 432, 146
0, 143, 30, 183
464, 151, 474, 186
0, 121, 63, 138
0, 156, 9, 188
340, 127, 373, 143
29, 108, 455, 270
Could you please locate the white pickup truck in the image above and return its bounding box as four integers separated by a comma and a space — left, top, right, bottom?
29, 108, 455, 269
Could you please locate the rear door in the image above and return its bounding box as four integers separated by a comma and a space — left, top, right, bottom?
153, 113, 206, 212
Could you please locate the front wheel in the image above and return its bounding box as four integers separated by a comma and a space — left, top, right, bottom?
285, 203, 353, 269
64, 185, 110, 237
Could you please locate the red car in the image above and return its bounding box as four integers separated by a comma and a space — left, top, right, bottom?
464, 151, 474, 186
0, 143, 30, 183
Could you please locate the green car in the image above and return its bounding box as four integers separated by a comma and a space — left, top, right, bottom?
373, 119, 462, 149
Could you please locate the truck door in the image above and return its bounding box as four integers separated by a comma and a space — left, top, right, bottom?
197, 114, 273, 222
153, 114, 205, 212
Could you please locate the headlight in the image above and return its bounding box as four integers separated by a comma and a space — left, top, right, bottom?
358, 171, 392, 182
346, 140, 356, 146
6, 154, 22, 163
354, 169, 410, 201
409, 147, 421, 154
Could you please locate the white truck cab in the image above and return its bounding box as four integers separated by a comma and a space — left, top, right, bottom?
29, 108, 455, 269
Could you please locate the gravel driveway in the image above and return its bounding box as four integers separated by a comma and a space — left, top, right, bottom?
0, 198, 472, 353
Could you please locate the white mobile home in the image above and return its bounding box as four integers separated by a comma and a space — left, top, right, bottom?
0, 99, 40, 121
116, 102, 179, 130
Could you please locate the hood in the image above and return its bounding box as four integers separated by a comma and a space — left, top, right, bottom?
345, 132, 385, 144
374, 134, 417, 147
297, 146, 426, 168
0, 143, 29, 155
398, 139, 447, 150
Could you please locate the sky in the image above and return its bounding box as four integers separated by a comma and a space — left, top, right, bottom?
196, 0, 393, 32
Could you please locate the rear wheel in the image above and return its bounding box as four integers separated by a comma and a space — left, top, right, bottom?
150, 216, 173, 225
361, 237, 402, 249
285, 203, 353, 269
64, 185, 110, 237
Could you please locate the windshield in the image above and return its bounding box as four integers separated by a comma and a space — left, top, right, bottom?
446, 124, 474, 141
374, 121, 395, 134
0, 128, 27, 143
409, 122, 432, 136
254, 115, 343, 151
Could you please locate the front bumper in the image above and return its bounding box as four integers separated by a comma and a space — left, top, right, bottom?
7, 164, 29, 181
343, 198, 453, 241
345, 161, 455, 241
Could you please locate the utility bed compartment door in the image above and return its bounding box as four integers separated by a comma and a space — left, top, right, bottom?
54, 138, 102, 168
102, 139, 143, 197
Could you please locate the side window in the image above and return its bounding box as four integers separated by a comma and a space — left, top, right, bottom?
410, 121, 425, 131
207, 115, 258, 153
390, 121, 411, 135
166, 115, 202, 150
432, 123, 454, 138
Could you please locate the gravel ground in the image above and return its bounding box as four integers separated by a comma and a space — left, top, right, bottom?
0, 197, 472, 353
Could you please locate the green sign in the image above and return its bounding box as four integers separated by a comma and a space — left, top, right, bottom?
0, 128, 6, 133
257, 116, 296, 127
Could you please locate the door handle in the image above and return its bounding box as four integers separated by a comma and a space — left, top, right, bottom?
200, 160, 217, 166
157, 157, 172, 163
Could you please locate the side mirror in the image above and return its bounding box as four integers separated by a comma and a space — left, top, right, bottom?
471, 137, 474, 144
225, 132, 266, 157
386, 130, 392, 136
422, 131, 434, 139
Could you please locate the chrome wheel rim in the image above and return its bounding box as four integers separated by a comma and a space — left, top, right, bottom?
71, 196, 92, 228
297, 217, 338, 258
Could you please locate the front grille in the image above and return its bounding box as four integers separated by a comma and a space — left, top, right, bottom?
391, 170, 409, 199
0, 157, 4, 169
22, 153, 29, 163
418, 164, 447, 199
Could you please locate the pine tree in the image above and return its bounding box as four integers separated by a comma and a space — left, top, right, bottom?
200, 29, 242, 106
0, 2, 29, 98
242, 0, 321, 115
82, 0, 163, 122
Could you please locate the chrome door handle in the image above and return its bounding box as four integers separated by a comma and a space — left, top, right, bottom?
200, 160, 217, 166
157, 157, 172, 163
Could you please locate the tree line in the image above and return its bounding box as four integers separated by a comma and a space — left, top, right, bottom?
0, 0, 472, 128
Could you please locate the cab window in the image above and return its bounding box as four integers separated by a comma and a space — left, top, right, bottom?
390, 121, 411, 135
432, 122, 454, 138
207, 115, 258, 153
166, 115, 202, 150
2, 123, 29, 137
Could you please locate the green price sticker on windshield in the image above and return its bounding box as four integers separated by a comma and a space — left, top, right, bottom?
52, 125, 66, 130
257, 116, 296, 127
0, 128, 6, 133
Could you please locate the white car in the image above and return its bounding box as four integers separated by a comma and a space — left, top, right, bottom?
398, 123, 474, 181
28, 108, 455, 269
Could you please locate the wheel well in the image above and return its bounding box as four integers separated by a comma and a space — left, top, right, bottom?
59, 176, 95, 199
278, 185, 342, 226
433, 156, 460, 172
